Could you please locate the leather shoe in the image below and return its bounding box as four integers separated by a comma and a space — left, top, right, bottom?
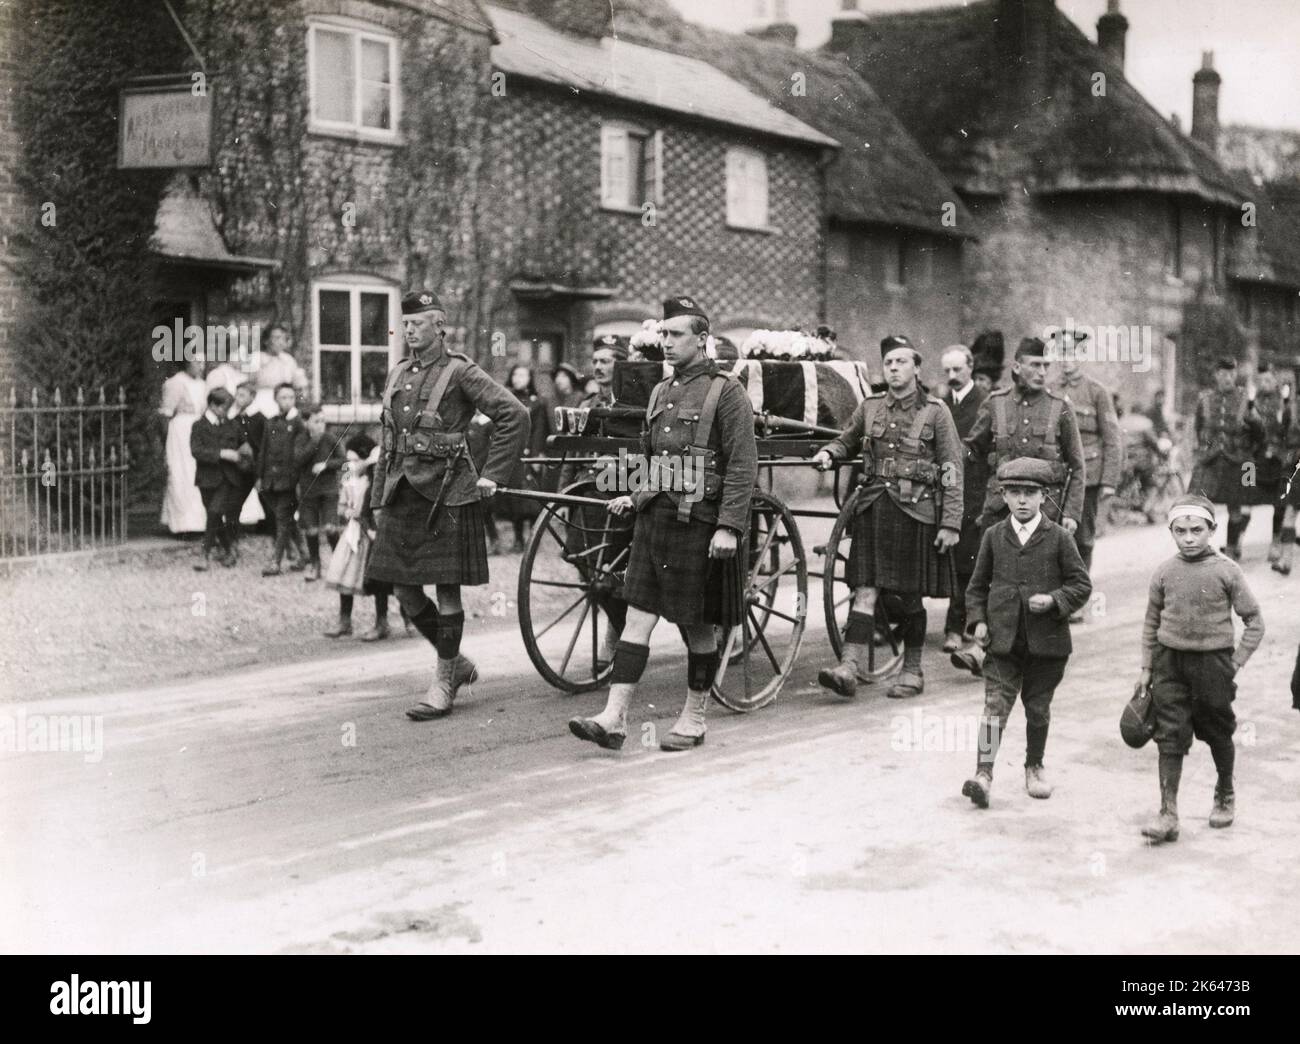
406, 702, 452, 721
950, 646, 984, 677
569, 717, 625, 750
358, 620, 391, 642
942, 631, 962, 653
962, 772, 992, 809
1141, 810, 1180, 843
660, 730, 705, 752
1025, 764, 1054, 799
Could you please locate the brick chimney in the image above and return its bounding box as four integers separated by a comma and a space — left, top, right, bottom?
997, 0, 1055, 99
827, 0, 868, 56
745, 22, 798, 47
1096, 0, 1127, 71
1191, 51, 1221, 152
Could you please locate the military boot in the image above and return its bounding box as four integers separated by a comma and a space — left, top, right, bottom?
1209, 779, 1235, 828
962, 771, 992, 809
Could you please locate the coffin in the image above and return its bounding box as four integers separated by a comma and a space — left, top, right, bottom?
612, 359, 874, 431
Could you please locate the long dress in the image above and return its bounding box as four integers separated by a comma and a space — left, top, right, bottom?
159, 372, 209, 534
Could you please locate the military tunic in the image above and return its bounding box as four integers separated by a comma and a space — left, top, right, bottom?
1245, 390, 1290, 506
621, 357, 758, 625
366, 346, 527, 586
820, 385, 964, 596
1189, 387, 1263, 509
964, 384, 1086, 527
1054, 370, 1123, 571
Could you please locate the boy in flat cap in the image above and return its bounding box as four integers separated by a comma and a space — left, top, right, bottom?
367, 291, 529, 720
1136, 493, 1264, 843
1190, 357, 1264, 561
961, 458, 1091, 809
569, 295, 757, 752
813, 335, 965, 700
964, 337, 1086, 539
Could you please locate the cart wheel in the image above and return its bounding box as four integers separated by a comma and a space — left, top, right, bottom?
822, 492, 905, 679
711, 491, 808, 713
517, 480, 633, 693
831, 463, 863, 510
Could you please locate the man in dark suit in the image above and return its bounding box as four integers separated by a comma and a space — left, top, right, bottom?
189, 387, 243, 570
960, 458, 1092, 809
938, 344, 989, 658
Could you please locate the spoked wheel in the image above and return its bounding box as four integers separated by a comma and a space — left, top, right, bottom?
517, 480, 633, 693
711, 491, 808, 713
822, 492, 905, 679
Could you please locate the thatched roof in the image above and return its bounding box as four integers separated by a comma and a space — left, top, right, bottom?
832, 0, 1244, 205
479, 0, 974, 237
1230, 179, 1300, 289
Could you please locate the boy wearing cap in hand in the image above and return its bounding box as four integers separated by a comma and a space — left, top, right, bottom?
1136, 494, 1264, 843
961, 457, 1092, 808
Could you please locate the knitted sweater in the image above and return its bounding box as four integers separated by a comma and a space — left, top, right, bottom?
1141, 547, 1265, 668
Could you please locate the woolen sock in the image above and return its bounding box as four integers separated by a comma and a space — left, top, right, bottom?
434, 611, 464, 660
1210, 740, 1235, 790
608, 641, 649, 684
375, 594, 389, 621
845, 611, 874, 646
409, 599, 440, 647
687, 649, 720, 692
306, 533, 320, 565
902, 610, 926, 672
1158, 753, 1183, 815
1025, 723, 1049, 767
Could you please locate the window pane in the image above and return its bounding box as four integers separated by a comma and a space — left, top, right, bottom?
313, 29, 354, 123
360, 83, 391, 130
318, 290, 351, 346
320, 350, 351, 403
627, 132, 647, 207
361, 38, 390, 84
360, 292, 389, 346
360, 350, 390, 402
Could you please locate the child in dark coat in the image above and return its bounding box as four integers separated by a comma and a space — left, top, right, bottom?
1136, 493, 1264, 843
296, 408, 347, 582
258, 383, 310, 575
961, 457, 1092, 809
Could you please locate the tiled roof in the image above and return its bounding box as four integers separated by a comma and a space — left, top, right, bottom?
487, 5, 837, 148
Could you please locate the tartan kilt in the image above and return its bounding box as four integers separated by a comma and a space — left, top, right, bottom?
846, 492, 957, 597
622, 495, 746, 627
365, 479, 489, 587
1189, 457, 1247, 509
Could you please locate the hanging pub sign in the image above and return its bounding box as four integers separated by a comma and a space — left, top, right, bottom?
118, 75, 212, 169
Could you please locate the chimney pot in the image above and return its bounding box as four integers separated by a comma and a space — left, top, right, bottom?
1096, 0, 1128, 72
1191, 52, 1221, 153
745, 22, 798, 48
827, 2, 869, 56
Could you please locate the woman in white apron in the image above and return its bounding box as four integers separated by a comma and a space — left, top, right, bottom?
158, 358, 209, 534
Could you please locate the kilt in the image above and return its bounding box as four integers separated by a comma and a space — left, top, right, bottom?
846, 492, 957, 597
1189, 457, 1247, 508
622, 495, 745, 627
365, 478, 489, 586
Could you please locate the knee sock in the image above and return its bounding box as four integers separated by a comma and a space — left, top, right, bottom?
687, 649, 720, 693
339, 594, 354, 619
1210, 740, 1235, 792
845, 610, 874, 646
597, 641, 649, 731
1025, 723, 1049, 768
1158, 753, 1183, 815
902, 609, 926, 673
375, 594, 389, 621
1273, 507, 1284, 537
409, 598, 440, 647
434, 611, 464, 660
306, 533, 320, 565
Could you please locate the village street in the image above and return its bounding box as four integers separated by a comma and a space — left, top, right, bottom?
2, 512, 1298, 955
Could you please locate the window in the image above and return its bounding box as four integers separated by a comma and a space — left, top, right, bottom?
601, 124, 662, 211
1166, 201, 1183, 279
726, 146, 769, 230
313, 280, 400, 421
308, 22, 399, 140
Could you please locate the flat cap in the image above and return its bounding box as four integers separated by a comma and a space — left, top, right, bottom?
997, 457, 1057, 488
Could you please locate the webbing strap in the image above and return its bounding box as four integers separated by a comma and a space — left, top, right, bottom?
677, 375, 729, 523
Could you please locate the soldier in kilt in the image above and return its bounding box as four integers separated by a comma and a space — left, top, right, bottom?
569, 296, 757, 753
1249, 363, 1292, 567
367, 291, 528, 721
1188, 357, 1264, 561
813, 335, 964, 700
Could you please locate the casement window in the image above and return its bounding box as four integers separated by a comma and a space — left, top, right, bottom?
313, 279, 400, 422
601, 123, 662, 212
308, 22, 400, 140
725, 146, 769, 230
